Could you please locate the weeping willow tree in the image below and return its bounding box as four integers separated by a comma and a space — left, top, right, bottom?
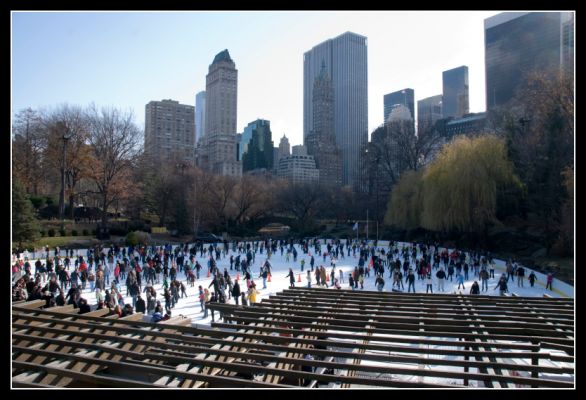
385, 169, 424, 230
420, 135, 522, 234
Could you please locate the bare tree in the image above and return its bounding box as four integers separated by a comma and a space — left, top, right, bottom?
232, 175, 267, 225
85, 105, 141, 225
12, 108, 46, 195
277, 181, 324, 231
363, 120, 442, 223
42, 104, 93, 219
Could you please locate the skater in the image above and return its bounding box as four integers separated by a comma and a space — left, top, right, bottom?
261, 266, 269, 289
307, 270, 312, 288
232, 280, 241, 305
375, 275, 385, 292
406, 270, 416, 293
425, 274, 433, 294
456, 273, 465, 290
436, 267, 446, 292
247, 283, 259, 304
546, 272, 554, 291
516, 265, 525, 287
286, 268, 295, 289
338, 269, 344, 284
479, 269, 489, 292
494, 276, 508, 296
528, 271, 537, 287
470, 281, 480, 295
198, 286, 205, 313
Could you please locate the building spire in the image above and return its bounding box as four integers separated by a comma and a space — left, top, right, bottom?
319, 59, 328, 79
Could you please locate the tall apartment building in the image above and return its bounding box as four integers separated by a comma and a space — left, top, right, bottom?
305, 62, 342, 188
144, 99, 195, 165
484, 12, 574, 110
195, 91, 206, 145
442, 66, 469, 119
198, 49, 241, 177
304, 31, 368, 188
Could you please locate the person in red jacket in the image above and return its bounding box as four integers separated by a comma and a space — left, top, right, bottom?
114, 263, 121, 283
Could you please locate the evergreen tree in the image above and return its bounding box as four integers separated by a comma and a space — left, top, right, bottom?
12, 179, 40, 246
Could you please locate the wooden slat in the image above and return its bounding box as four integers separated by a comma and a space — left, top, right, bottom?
12, 288, 573, 388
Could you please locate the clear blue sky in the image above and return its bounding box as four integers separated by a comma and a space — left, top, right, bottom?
12, 11, 500, 146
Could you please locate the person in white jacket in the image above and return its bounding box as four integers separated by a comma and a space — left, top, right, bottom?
426, 274, 433, 294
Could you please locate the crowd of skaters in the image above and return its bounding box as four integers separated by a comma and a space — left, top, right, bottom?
12, 238, 559, 322
12, 239, 291, 322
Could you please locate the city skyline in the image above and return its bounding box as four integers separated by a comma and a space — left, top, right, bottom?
13, 11, 502, 147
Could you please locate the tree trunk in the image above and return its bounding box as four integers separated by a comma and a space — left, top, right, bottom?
69, 194, 75, 220
101, 192, 109, 225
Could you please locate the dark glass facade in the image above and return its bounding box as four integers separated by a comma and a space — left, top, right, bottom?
242, 119, 274, 172
442, 66, 469, 119
485, 12, 564, 110
383, 89, 414, 123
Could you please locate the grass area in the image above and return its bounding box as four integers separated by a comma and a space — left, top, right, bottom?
13, 236, 96, 250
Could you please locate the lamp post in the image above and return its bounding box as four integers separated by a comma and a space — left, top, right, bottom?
57, 122, 72, 231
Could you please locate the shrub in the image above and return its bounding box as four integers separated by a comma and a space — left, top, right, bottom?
40, 230, 46, 237
71, 229, 78, 236
48, 228, 56, 237
125, 231, 151, 246
91, 229, 97, 236
29, 196, 46, 209
82, 229, 89, 236
59, 229, 66, 237
109, 226, 129, 236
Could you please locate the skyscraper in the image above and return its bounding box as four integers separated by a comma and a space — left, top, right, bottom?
383, 88, 414, 124
242, 119, 274, 172
417, 94, 443, 129
278, 134, 290, 160
304, 31, 368, 188
442, 66, 469, 119
199, 49, 241, 177
195, 91, 206, 145
484, 12, 574, 110
305, 61, 342, 188
144, 99, 195, 165
275, 134, 290, 171
562, 12, 574, 79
